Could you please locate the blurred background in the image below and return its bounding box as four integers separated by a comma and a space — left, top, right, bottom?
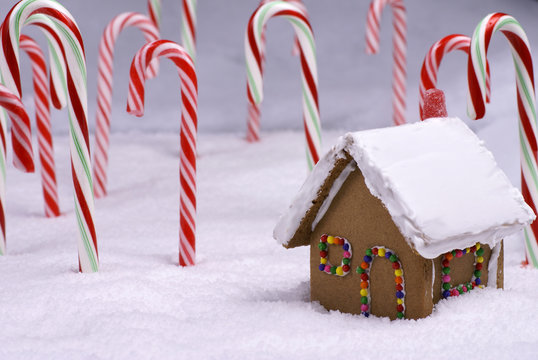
0, 0, 537, 184
0, 0, 535, 133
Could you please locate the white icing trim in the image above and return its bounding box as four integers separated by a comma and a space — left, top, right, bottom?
273, 141, 348, 246
431, 260, 435, 300
311, 161, 356, 231
488, 243, 502, 287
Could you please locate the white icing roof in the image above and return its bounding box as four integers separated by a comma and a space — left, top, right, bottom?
273, 117, 535, 258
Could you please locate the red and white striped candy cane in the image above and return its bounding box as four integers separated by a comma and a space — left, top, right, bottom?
246, 1, 321, 169
419, 34, 491, 120
0, 84, 32, 255
127, 40, 198, 266
2, 12, 68, 174
246, 0, 308, 142
181, 0, 197, 61
92, 12, 160, 199
25, 14, 68, 112
20, 34, 60, 217
0, 0, 98, 272
467, 13, 538, 267
365, 0, 407, 126
19, 13, 67, 114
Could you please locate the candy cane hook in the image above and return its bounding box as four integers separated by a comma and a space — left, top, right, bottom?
419, 34, 491, 120
246, 0, 308, 143
245, 1, 321, 169
127, 40, 198, 266
92, 12, 160, 199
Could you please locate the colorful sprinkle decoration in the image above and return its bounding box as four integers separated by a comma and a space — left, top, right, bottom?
356, 246, 405, 319
318, 235, 352, 276
441, 243, 485, 299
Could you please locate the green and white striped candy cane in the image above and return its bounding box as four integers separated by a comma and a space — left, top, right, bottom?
245, 1, 321, 170
147, 0, 162, 28
0, 0, 98, 272
181, 0, 197, 62
467, 13, 538, 267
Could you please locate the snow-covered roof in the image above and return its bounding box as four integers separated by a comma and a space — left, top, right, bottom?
273, 117, 535, 258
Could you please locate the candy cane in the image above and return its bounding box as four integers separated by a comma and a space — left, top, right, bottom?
181, 0, 197, 61
92, 13, 160, 199
127, 40, 198, 266
21, 13, 68, 112
365, 0, 407, 126
258, 0, 306, 56
20, 34, 60, 217
467, 13, 538, 267
0, 84, 32, 255
147, 0, 161, 28
1, 0, 98, 272
1, 12, 69, 173
246, 0, 307, 142
419, 34, 491, 120
246, 1, 321, 169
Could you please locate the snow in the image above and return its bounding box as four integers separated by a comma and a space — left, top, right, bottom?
0, 0, 537, 358
1, 131, 538, 359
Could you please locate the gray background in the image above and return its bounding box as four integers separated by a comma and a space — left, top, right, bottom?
0, 0, 537, 135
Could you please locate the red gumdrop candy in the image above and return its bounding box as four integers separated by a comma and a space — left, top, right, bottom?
422, 88, 448, 120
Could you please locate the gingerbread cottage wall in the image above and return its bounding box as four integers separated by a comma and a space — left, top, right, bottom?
309, 165, 435, 320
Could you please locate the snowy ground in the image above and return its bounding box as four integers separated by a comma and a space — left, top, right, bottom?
0, 130, 537, 359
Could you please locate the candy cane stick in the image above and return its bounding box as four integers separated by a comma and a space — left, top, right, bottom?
1, 0, 98, 272
467, 13, 538, 267
127, 40, 198, 266
365, 0, 407, 126
48, 41, 67, 110
0, 84, 32, 255
419, 34, 491, 120
21, 13, 69, 111
246, 0, 307, 142
246, 1, 321, 169
147, 0, 162, 28
181, 0, 197, 61
20, 34, 60, 217
92, 13, 160, 199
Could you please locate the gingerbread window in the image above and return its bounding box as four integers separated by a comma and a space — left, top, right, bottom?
318, 234, 352, 276
441, 243, 485, 298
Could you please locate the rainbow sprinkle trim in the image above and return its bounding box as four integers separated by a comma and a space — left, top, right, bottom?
356, 246, 405, 319
318, 235, 352, 276
441, 243, 485, 298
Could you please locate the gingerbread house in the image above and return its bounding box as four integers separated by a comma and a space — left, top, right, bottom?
273, 117, 535, 320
